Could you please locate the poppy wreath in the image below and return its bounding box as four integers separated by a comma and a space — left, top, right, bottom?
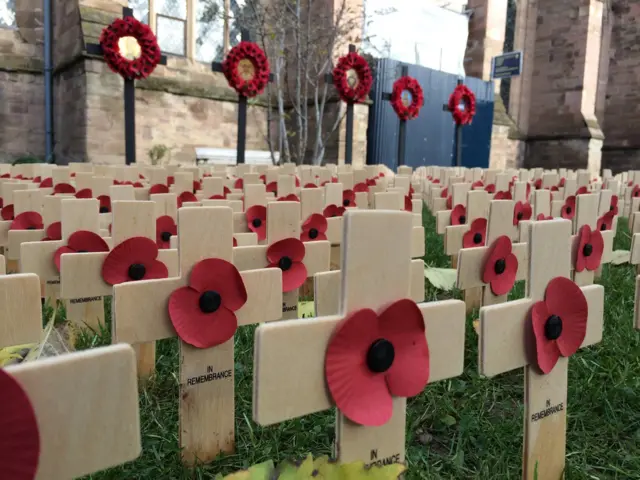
332, 51, 373, 104
390, 76, 424, 121
53, 231, 110, 272
447, 84, 476, 125
222, 41, 270, 98
99, 16, 161, 80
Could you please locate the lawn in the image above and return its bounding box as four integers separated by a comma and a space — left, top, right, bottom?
76, 209, 640, 479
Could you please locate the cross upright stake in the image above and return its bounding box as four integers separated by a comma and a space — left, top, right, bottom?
85, 7, 167, 165
479, 219, 604, 479
443, 78, 464, 167
382, 65, 409, 167
0, 272, 41, 350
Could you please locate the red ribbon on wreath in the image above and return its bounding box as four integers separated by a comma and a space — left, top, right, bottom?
332, 52, 373, 104
99, 17, 162, 80
390, 76, 424, 121
222, 41, 270, 98
448, 84, 476, 125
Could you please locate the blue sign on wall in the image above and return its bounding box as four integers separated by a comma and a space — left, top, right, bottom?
491, 51, 523, 80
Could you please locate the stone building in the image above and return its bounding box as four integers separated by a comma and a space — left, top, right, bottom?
0, 0, 638, 174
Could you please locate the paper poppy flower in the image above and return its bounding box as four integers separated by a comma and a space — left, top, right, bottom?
101, 237, 168, 285
576, 186, 589, 195
43, 221, 62, 241
575, 224, 604, 272
408, 185, 415, 198
440, 187, 448, 199
156, 215, 177, 249
178, 191, 198, 208
167, 176, 175, 186
526, 183, 531, 200
267, 238, 307, 292
75, 188, 93, 199
1, 204, 15, 220
98, 195, 111, 214
323, 204, 346, 218
561, 196, 576, 219
450, 204, 466, 225
494, 190, 512, 200
259, 174, 266, 184
404, 195, 414, 212
208, 194, 226, 200
233, 178, 244, 190
559, 177, 566, 187
534, 179, 542, 190
633, 185, 640, 199
304, 183, 318, 188
610, 195, 619, 215
513, 201, 532, 225
193, 180, 202, 193
0, 197, 3, 208
462, 218, 487, 248
472, 180, 484, 189
537, 214, 553, 221
484, 184, 496, 194
325, 298, 429, 426
342, 189, 356, 208
53, 230, 110, 272
39, 177, 53, 188
301, 214, 327, 242
0, 368, 40, 479
246, 205, 267, 241
531, 276, 588, 374
53, 183, 76, 194
149, 184, 170, 195
266, 182, 278, 195
597, 211, 615, 231
446, 195, 453, 209
168, 258, 247, 349
366, 178, 377, 187
550, 185, 559, 192
33, 176, 41, 183
278, 194, 300, 202
11, 212, 43, 231
482, 236, 518, 295
354, 182, 369, 193
0, 173, 9, 178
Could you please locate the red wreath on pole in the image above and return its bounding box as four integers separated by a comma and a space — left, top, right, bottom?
390, 76, 424, 120
99, 17, 162, 80
332, 52, 373, 104
448, 84, 476, 125
222, 41, 270, 97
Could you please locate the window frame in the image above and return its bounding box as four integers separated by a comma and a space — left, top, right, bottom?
155, 12, 188, 57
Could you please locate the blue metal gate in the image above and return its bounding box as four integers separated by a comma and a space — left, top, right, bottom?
366, 59, 494, 170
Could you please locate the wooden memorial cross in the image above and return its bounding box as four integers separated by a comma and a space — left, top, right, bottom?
253, 210, 466, 464
2, 344, 141, 479
0, 271, 41, 351
479, 219, 604, 479
6, 188, 47, 272
435, 181, 472, 235
442, 78, 466, 166
233, 201, 331, 319
372, 190, 425, 259
86, 7, 167, 164
112, 206, 282, 464
382, 64, 411, 167
212, 29, 273, 165
0, 181, 30, 258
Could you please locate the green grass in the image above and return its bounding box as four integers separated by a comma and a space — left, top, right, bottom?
73, 209, 640, 479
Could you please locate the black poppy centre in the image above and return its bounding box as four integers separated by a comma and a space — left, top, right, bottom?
544, 314, 562, 340
308, 228, 319, 239
278, 256, 293, 271
161, 231, 172, 242
27, 226, 36, 230
366, 338, 395, 373
199, 290, 222, 313
473, 232, 483, 244
582, 243, 593, 257
565, 206, 572, 214
459, 215, 466, 224
343, 199, 351, 207
128, 263, 146, 281
100, 206, 110, 214
600, 223, 607, 231
494, 258, 506, 275
252, 218, 262, 228
517, 212, 523, 221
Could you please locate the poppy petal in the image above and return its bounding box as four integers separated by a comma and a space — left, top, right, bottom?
11, 212, 43, 230
188, 258, 247, 311
53, 183, 76, 194
67, 231, 109, 253
491, 252, 518, 296
142, 259, 170, 280
531, 301, 561, 374
75, 188, 93, 199
545, 277, 588, 357
267, 237, 306, 263
39, 177, 53, 188
102, 237, 164, 285
53, 246, 75, 272
585, 231, 604, 271
451, 204, 466, 225
302, 213, 328, 234
45, 222, 62, 241
149, 184, 170, 194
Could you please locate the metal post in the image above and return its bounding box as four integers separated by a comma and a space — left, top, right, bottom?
396, 64, 409, 167
343, 44, 356, 165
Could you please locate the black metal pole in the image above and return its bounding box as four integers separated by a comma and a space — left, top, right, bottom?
124, 78, 136, 165
455, 124, 462, 167
345, 103, 354, 165
44, 0, 54, 163
237, 96, 248, 164
396, 64, 409, 167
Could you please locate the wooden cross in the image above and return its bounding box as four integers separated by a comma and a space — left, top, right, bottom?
372, 190, 424, 259
234, 200, 330, 317
479, 219, 604, 479
0, 271, 41, 350
435, 181, 472, 235
6, 189, 48, 272
111, 206, 282, 464
442, 78, 465, 166
85, 7, 167, 165
2, 344, 141, 478
253, 209, 465, 464
382, 64, 410, 167
212, 29, 273, 165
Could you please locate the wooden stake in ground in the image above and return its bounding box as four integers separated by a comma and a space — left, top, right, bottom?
112, 206, 282, 464
2, 344, 141, 479
253, 210, 466, 464
479, 219, 604, 480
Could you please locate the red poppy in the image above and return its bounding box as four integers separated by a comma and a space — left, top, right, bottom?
0, 368, 40, 479
278, 194, 300, 202
233, 237, 238, 247
101, 237, 169, 285
0, 173, 10, 178
323, 204, 346, 218
450, 204, 466, 225
404, 195, 414, 212
53, 231, 109, 272
0, 197, 3, 208
168, 258, 247, 349
432, 179, 440, 184
576, 186, 589, 195
561, 196, 576, 219
149, 184, 170, 195
267, 238, 307, 292
294, 176, 301, 187
246, 205, 267, 241
526, 183, 531, 200
156, 215, 177, 249
597, 211, 615, 232
259, 174, 266, 184
408, 185, 415, 198
559, 177, 566, 187
378, 172, 385, 178
609, 195, 619, 215
266, 182, 278, 195
113, 180, 122, 185
203, 173, 212, 178
11, 212, 43, 231
53, 183, 76, 194
366, 178, 377, 187
132, 182, 144, 188
628, 180, 634, 187
513, 201, 532, 225
39, 177, 53, 188
223, 186, 231, 197
325, 298, 429, 426
462, 218, 487, 248
494, 190, 512, 200
354, 182, 369, 193
193, 181, 202, 193
208, 194, 226, 200
472, 180, 484, 189
484, 184, 496, 194
532, 277, 588, 374
304, 183, 318, 188
14, 175, 23, 180
536, 213, 553, 221
178, 191, 198, 208
332, 176, 339, 183
301, 214, 327, 242
633, 185, 640, 199
534, 179, 542, 190
446, 195, 453, 209
1, 204, 15, 220
482, 236, 518, 295
167, 176, 175, 186
342, 189, 357, 208
234, 178, 244, 189
575, 225, 604, 272
98, 195, 111, 214
440, 187, 448, 199
43, 221, 62, 241
75, 188, 93, 199
139, 174, 145, 180
550, 186, 559, 192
